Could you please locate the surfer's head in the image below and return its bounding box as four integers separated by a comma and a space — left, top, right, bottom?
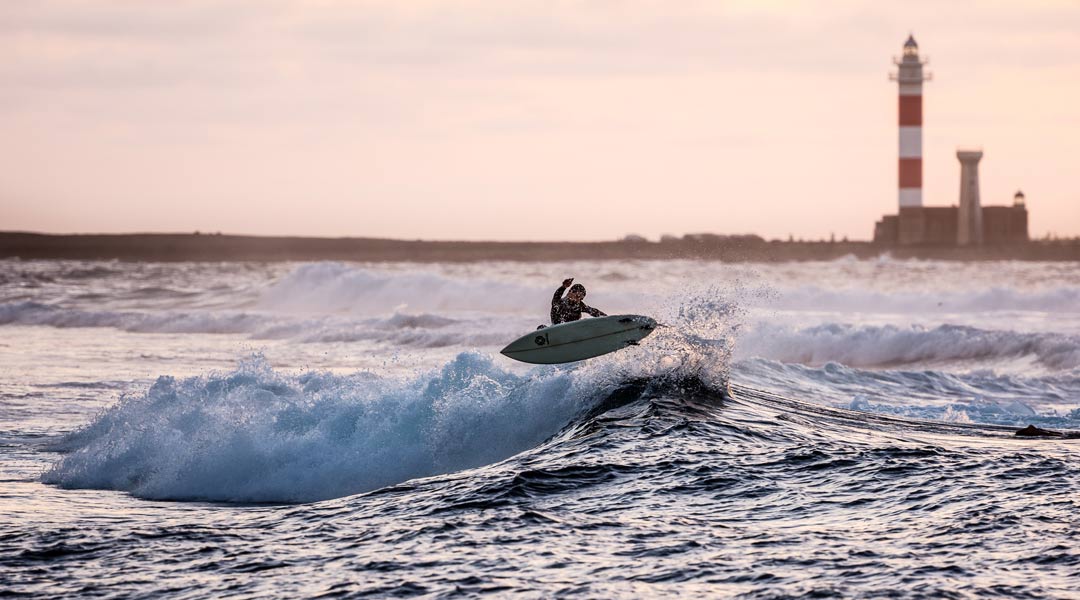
568, 283, 586, 301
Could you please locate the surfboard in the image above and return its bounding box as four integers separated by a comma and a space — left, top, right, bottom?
500, 314, 657, 364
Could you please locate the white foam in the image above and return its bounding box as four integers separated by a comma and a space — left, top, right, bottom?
44, 354, 590, 502
739, 358, 1080, 428
845, 395, 1057, 428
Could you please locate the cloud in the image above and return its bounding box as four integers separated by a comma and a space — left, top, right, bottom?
3, 1, 1078, 92
0, 0, 266, 39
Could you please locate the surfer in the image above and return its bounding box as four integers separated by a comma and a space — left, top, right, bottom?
550, 278, 607, 325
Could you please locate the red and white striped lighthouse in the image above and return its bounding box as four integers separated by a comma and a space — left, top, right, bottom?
890, 35, 930, 208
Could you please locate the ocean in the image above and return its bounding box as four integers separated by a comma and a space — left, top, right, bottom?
2, 257, 1078, 598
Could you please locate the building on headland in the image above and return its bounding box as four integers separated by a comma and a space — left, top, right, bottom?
983, 191, 1028, 243
873, 36, 1029, 246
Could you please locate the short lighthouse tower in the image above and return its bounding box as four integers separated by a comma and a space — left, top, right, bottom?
957, 149, 984, 246
890, 35, 931, 208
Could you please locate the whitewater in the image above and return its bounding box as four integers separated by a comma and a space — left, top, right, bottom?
2, 257, 1078, 598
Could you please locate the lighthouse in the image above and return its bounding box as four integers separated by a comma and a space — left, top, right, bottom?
890, 35, 930, 208
873, 36, 1030, 246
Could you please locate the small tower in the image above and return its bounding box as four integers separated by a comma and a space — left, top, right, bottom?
957, 149, 983, 246
1012, 190, 1029, 242
890, 35, 931, 208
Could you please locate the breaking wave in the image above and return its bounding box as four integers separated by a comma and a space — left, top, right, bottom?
0, 301, 523, 347
258, 262, 547, 315
44, 354, 587, 502
41, 289, 739, 504
767, 284, 1080, 314
44, 315, 733, 503
0, 301, 266, 334
738, 323, 1080, 370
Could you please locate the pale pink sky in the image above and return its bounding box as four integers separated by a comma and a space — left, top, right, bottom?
2, 0, 1078, 241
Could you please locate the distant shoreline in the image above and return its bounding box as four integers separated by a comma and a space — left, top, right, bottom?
2, 232, 1078, 262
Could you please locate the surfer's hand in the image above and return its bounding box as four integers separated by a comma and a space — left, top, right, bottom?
562, 278, 574, 287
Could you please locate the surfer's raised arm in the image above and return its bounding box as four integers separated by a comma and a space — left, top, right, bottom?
550, 278, 574, 323
550, 279, 606, 324
553, 278, 573, 302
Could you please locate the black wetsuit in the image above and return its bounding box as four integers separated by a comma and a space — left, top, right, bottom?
550, 285, 606, 325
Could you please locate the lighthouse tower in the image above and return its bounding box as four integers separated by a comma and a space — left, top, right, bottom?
890, 35, 930, 208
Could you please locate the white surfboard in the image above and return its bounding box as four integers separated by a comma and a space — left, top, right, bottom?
500, 314, 657, 364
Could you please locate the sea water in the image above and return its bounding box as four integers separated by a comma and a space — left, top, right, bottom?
1, 258, 1078, 597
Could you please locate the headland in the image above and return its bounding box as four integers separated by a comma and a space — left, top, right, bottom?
2, 232, 1078, 262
